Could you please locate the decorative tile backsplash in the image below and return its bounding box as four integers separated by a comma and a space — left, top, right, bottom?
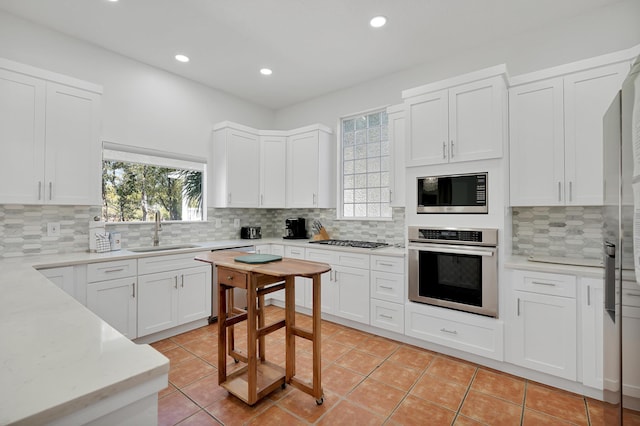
511, 206, 604, 260
0, 205, 406, 258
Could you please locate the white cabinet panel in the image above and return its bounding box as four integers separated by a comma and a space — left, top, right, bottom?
87, 259, 137, 282
334, 265, 369, 324
370, 270, 405, 304
623, 305, 640, 398
370, 299, 404, 334
137, 271, 179, 337
406, 90, 449, 166
178, 266, 212, 325
581, 278, 604, 389
39, 266, 75, 298
260, 135, 286, 207
0, 69, 45, 204
387, 104, 406, 207
87, 277, 137, 339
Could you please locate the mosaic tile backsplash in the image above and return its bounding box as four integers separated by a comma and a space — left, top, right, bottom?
0, 205, 406, 258
511, 206, 605, 260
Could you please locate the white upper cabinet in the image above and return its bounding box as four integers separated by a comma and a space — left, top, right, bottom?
510, 60, 630, 206
286, 125, 334, 208
0, 59, 102, 205
386, 104, 406, 207
259, 133, 287, 208
210, 123, 260, 207
403, 66, 507, 167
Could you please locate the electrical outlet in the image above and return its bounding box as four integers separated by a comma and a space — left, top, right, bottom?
234, 219, 240, 228
47, 222, 60, 237
215, 218, 222, 228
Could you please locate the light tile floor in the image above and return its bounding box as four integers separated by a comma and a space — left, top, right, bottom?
153, 306, 640, 426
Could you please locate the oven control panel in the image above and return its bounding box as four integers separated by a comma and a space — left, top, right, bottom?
408, 226, 498, 247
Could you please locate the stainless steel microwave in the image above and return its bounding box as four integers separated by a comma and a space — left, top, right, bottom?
417, 172, 487, 214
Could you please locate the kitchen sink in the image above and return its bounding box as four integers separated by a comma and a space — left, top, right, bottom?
128, 244, 201, 253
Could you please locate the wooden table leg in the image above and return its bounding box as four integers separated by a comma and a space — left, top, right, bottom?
227, 288, 235, 360
218, 277, 227, 385
312, 273, 323, 403
247, 273, 258, 404
258, 292, 266, 362
285, 275, 296, 382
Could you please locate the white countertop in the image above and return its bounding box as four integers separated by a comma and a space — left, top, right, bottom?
505, 255, 605, 278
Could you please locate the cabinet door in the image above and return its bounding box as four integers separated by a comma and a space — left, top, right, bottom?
44, 82, 101, 205
623, 305, 640, 399
509, 290, 577, 380
178, 266, 212, 325
334, 265, 369, 324
405, 90, 449, 166
87, 277, 137, 339
287, 131, 319, 207
387, 105, 405, 207
260, 135, 286, 208
449, 77, 504, 163
137, 271, 179, 337
39, 266, 75, 298
0, 69, 45, 204
226, 128, 260, 207
581, 278, 604, 389
509, 78, 565, 206
564, 62, 629, 206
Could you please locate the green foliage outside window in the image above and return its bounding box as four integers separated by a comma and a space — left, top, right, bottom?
102, 160, 203, 222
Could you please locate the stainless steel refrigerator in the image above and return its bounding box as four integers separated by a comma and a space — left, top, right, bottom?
603, 55, 640, 424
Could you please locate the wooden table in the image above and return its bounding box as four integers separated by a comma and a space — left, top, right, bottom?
195, 251, 331, 406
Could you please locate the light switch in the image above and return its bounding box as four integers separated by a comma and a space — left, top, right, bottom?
234, 219, 240, 228
47, 222, 60, 237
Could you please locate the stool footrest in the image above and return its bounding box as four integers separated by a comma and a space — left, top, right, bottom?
226, 312, 248, 327
291, 326, 313, 341
258, 319, 286, 338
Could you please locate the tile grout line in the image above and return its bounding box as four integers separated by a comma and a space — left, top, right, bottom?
520, 379, 528, 426
451, 366, 479, 424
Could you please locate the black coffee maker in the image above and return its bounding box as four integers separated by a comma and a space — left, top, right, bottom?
284, 218, 307, 239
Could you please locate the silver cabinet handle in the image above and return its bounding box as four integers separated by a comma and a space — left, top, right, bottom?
174, 276, 178, 289
569, 181, 573, 202
49, 182, 52, 200
532, 281, 556, 287
450, 140, 454, 158
442, 141, 446, 159
380, 285, 393, 290
181, 274, 184, 288
313, 193, 317, 205
440, 328, 457, 335
389, 189, 393, 202
517, 298, 521, 316
132, 282, 136, 298
334, 271, 338, 282
38, 181, 42, 200
228, 193, 231, 204
104, 267, 125, 273
558, 182, 562, 202
379, 262, 394, 267
260, 194, 264, 206
380, 314, 393, 319
587, 285, 591, 306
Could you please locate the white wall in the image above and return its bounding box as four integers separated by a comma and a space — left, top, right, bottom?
0, 10, 275, 158
274, 0, 640, 130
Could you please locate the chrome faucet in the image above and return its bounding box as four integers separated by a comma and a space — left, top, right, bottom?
153, 211, 162, 246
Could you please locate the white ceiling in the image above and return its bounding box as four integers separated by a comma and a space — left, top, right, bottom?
0, 0, 623, 109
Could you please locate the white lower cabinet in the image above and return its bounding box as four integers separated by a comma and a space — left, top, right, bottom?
370, 254, 405, 333
623, 282, 640, 398
306, 248, 370, 325
506, 269, 577, 380
137, 253, 211, 338
370, 299, 404, 334
405, 302, 504, 361
39, 266, 75, 298
581, 277, 604, 389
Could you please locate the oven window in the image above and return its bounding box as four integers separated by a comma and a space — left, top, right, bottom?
417, 251, 482, 306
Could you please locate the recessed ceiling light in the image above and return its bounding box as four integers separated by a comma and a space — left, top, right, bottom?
370, 16, 387, 28
175, 54, 190, 63
260, 68, 273, 76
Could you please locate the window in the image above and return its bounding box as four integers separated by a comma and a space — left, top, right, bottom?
102, 142, 206, 222
340, 109, 391, 219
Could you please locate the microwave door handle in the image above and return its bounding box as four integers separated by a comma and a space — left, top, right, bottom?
409, 245, 495, 257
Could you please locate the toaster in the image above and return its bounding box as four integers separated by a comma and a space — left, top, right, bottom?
240, 226, 262, 239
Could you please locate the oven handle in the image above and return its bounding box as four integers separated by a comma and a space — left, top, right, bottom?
408, 244, 496, 257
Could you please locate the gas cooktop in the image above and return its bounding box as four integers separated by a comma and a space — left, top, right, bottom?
309, 239, 389, 249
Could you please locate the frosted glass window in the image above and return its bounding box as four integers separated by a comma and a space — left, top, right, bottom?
340, 108, 391, 218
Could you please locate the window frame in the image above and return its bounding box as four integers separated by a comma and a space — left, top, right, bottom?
336, 106, 392, 221
102, 141, 207, 223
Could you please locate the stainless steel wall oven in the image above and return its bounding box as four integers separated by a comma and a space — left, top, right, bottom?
408, 226, 498, 317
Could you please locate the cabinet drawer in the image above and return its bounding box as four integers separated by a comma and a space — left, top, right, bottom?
370, 299, 404, 334
335, 251, 369, 269
285, 246, 305, 259
371, 255, 404, 274
306, 248, 334, 264
512, 269, 576, 298
138, 251, 210, 275
270, 245, 285, 256
370, 271, 405, 303
405, 302, 504, 361
87, 259, 137, 282
218, 267, 247, 289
